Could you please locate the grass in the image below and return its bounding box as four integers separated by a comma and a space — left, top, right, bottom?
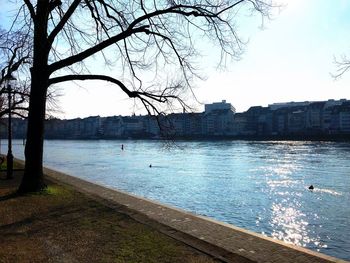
0, 158, 23, 171
0, 170, 220, 263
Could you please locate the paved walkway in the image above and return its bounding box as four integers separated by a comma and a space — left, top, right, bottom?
28, 162, 348, 263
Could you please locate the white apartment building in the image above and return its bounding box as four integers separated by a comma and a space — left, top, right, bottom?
203, 100, 235, 135
205, 100, 236, 114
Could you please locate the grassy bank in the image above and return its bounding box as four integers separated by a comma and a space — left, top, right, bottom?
0, 170, 220, 263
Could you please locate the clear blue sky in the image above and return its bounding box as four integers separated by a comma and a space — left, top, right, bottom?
1, 1, 350, 118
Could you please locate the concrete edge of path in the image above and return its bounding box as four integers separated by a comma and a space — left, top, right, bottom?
16, 159, 348, 263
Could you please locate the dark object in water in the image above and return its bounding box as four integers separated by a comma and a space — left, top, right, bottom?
149, 164, 152, 168
309, 185, 314, 190
121, 144, 124, 150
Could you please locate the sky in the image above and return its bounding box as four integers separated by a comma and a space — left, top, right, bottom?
1, 0, 350, 119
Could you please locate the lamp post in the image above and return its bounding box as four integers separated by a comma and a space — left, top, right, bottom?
4, 74, 16, 180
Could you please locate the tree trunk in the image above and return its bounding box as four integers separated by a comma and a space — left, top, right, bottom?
17, 72, 48, 193
18, 0, 50, 193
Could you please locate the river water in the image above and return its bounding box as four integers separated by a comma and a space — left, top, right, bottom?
9, 139, 350, 260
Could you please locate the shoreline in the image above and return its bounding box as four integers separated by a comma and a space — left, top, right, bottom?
5, 134, 350, 142
14, 158, 348, 263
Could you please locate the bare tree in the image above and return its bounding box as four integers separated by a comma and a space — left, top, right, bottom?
0, 30, 31, 118
0, 29, 61, 119
3, 0, 274, 193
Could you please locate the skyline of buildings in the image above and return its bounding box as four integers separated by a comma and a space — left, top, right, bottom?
1, 98, 350, 140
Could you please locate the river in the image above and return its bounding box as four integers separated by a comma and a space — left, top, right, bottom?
8, 139, 350, 260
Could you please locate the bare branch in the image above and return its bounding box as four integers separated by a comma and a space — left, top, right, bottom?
49, 74, 135, 97
48, 25, 150, 73
23, 0, 36, 20
48, 74, 183, 105
332, 55, 350, 80
48, 0, 81, 45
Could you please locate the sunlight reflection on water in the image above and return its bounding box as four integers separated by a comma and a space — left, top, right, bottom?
270, 202, 310, 247
261, 149, 332, 251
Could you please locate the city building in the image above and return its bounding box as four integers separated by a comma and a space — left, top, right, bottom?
203, 100, 235, 136
205, 100, 236, 114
